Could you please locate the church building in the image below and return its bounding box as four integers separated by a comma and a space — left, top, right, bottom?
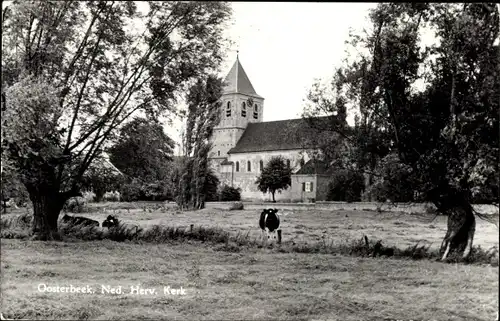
209, 56, 333, 202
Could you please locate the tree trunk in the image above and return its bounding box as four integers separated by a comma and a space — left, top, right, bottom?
29, 190, 65, 241
438, 197, 476, 261
271, 191, 276, 203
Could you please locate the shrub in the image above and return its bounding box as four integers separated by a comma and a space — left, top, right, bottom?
327, 169, 365, 202
362, 181, 389, 203
364, 153, 417, 203
103, 191, 121, 202
120, 179, 170, 202
119, 179, 142, 202
204, 170, 220, 202
82, 191, 96, 203
63, 197, 87, 213
141, 181, 169, 201
218, 185, 241, 201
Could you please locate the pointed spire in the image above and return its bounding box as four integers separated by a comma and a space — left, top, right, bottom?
223, 53, 262, 98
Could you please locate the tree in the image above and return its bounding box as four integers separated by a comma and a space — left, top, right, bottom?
1, 1, 231, 240
108, 118, 175, 181
364, 153, 417, 203
327, 169, 365, 202
108, 117, 174, 202
303, 3, 499, 260
176, 75, 223, 209
256, 156, 292, 203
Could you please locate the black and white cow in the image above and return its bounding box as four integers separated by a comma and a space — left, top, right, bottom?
259, 208, 280, 242
61, 214, 99, 227
102, 215, 120, 228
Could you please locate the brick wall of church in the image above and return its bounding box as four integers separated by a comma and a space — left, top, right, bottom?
210, 127, 245, 158
228, 149, 312, 201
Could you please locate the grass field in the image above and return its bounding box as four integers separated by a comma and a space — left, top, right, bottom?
1, 204, 499, 320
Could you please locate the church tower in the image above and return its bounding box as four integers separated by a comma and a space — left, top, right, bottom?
210, 55, 264, 161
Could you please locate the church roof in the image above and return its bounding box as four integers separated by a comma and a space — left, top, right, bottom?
223, 55, 262, 98
228, 116, 336, 154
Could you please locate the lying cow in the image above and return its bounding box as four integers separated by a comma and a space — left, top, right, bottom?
259, 208, 281, 243
102, 215, 120, 228
61, 214, 99, 227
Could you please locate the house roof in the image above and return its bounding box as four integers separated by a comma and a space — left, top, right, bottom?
223, 55, 262, 98
294, 159, 330, 175
227, 116, 337, 154
220, 159, 233, 165
87, 153, 124, 176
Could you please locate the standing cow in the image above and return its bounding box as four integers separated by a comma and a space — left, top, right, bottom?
259, 208, 281, 244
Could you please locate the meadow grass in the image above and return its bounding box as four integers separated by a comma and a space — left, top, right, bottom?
1, 238, 498, 320
1, 204, 498, 320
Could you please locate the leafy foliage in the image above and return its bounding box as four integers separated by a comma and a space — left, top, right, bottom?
326, 169, 365, 202
302, 3, 500, 258
204, 170, 220, 202
108, 117, 175, 202
175, 76, 223, 209
218, 185, 241, 202
62, 197, 87, 213
303, 3, 499, 205
1, 1, 231, 238
1, 159, 29, 209
362, 153, 417, 203
119, 178, 170, 202
255, 156, 292, 202
109, 118, 175, 181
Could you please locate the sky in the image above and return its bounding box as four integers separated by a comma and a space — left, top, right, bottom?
167, 2, 378, 154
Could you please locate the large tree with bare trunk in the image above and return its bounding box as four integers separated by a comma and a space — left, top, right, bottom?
1, 1, 231, 240
303, 3, 499, 261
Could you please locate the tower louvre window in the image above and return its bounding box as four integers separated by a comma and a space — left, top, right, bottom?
226, 101, 231, 117
253, 103, 258, 119
241, 102, 246, 117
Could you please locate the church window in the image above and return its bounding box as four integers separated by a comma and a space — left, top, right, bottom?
236, 161, 239, 172
253, 104, 258, 119
247, 160, 251, 172
226, 101, 231, 117
259, 160, 263, 171
241, 102, 246, 117
217, 151, 220, 157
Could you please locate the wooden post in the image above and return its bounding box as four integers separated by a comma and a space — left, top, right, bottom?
277, 229, 282, 244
